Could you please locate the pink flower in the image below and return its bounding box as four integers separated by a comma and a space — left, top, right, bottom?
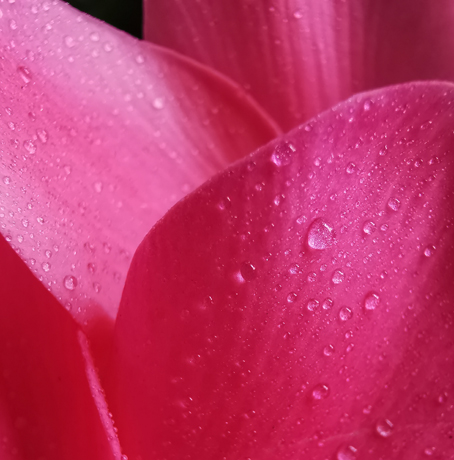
0, 1, 453, 459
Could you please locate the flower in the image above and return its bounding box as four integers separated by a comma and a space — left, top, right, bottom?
0, 1, 453, 460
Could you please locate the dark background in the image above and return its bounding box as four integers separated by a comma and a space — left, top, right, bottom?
67, 0, 143, 38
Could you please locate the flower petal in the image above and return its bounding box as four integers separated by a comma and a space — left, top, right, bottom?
144, 0, 454, 131
109, 82, 454, 459
0, 236, 121, 460
0, 0, 279, 328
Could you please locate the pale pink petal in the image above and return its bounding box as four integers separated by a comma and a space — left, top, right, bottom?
0, 236, 122, 460
109, 82, 454, 459
0, 0, 279, 331
144, 0, 454, 131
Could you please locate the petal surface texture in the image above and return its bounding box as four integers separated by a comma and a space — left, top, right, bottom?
110, 83, 454, 460
145, 0, 454, 131
0, 0, 279, 326
0, 236, 121, 460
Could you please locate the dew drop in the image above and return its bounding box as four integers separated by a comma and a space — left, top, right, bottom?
331, 269, 345, 285
339, 307, 353, 321
2, 176, 11, 185
306, 299, 319, 312
336, 445, 357, 460
36, 129, 48, 143
89, 31, 100, 41
152, 97, 165, 110
307, 218, 335, 250
135, 54, 145, 64
93, 181, 103, 193
387, 197, 401, 212
240, 262, 257, 281
42, 262, 51, 272
376, 419, 393, 437
293, 9, 303, 19
63, 275, 77, 291
270, 141, 295, 167
424, 447, 435, 456
307, 271, 317, 282
363, 99, 372, 111
362, 221, 376, 235
322, 298, 333, 310
424, 245, 435, 257
17, 66, 32, 83
364, 292, 380, 311
323, 345, 334, 356
23, 140, 37, 154
346, 162, 356, 174
287, 292, 298, 303
64, 35, 76, 48
311, 383, 330, 400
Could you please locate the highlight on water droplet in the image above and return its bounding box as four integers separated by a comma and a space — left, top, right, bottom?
307, 218, 335, 250
339, 306, 353, 321
270, 141, 295, 167
364, 292, 380, 311
331, 269, 345, 285
63, 275, 78, 291
375, 418, 394, 437
387, 197, 401, 212
311, 383, 330, 400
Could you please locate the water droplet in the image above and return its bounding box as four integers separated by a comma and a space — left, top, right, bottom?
23, 140, 36, 154
93, 181, 103, 193
135, 54, 145, 64
307, 271, 317, 282
21, 218, 29, 228
387, 197, 401, 212
339, 307, 353, 321
64, 35, 76, 48
362, 221, 376, 235
322, 298, 333, 310
336, 445, 357, 460
331, 269, 345, 285
240, 262, 257, 281
9, 19, 17, 30
311, 383, 330, 400
89, 31, 100, 41
363, 99, 372, 111
346, 162, 356, 174
42, 262, 51, 272
45, 249, 52, 258
152, 97, 165, 109
36, 129, 48, 143
17, 66, 32, 83
287, 292, 298, 303
364, 292, 380, 311
307, 218, 335, 250
424, 245, 435, 257
63, 275, 77, 291
323, 345, 334, 356
376, 419, 393, 437
306, 299, 319, 311
293, 9, 303, 19
424, 447, 435, 456
270, 141, 295, 167
93, 282, 101, 293
2, 176, 11, 185
87, 263, 96, 274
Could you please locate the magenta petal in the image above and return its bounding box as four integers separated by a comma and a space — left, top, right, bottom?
144, 0, 454, 131
109, 82, 454, 459
0, 0, 279, 327
0, 235, 121, 460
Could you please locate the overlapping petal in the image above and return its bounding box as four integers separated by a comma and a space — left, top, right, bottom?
109, 82, 454, 459
0, 236, 121, 460
144, 0, 454, 131
0, 0, 279, 331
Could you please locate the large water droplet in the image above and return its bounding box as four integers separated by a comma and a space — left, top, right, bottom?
362, 221, 376, 235
376, 419, 393, 437
270, 141, 295, 167
306, 299, 319, 311
63, 275, 78, 291
339, 307, 353, 321
331, 269, 345, 285
287, 292, 298, 303
307, 218, 335, 250
323, 345, 334, 356
322, 298, 333, 310
424, 245, 435, 257
364, 292, 380, 311
312, 383, 330, 400
387, 197, 401, 212
240, 262, 257, 281
336, 445, 357, 460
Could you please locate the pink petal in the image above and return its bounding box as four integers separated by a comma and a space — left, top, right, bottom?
0, 0, 279, 331
0, 235, 122, 460
109, 82, 454, 459
144, 0, 454, 131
